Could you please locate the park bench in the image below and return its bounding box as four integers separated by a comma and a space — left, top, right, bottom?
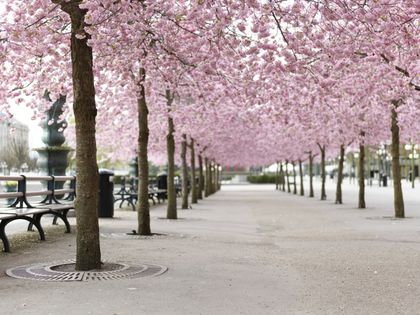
0, 175, 75, 252
114, 177, 166, 211
113, 177, 134, 209
153, 189, 167, 203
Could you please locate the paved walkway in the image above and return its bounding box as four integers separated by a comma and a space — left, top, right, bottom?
1, 181, 420, 314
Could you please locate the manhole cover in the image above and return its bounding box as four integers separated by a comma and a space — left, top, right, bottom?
6, 260, 167, 282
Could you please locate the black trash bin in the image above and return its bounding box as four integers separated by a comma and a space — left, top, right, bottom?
98, 169, 114, 218
157, 172, 168, 190
156, 173, 168, 202
382, 175, 388, 187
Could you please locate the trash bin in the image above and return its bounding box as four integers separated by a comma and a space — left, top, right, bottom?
98, 169, 114, 218
157, 172, 167, 190
382, 175, 388, 187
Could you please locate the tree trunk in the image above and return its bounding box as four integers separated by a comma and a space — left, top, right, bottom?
219, 166, 222, 190
213, 163, 218, 193
190, 139, 197, 204
213, 164, 217, 192
63, 3, 101, 271
204, 158, 210, 197
214, 164, 218, 192
181, 134, 189, 209
292, 162, 297, 194
198, 155, 204, 200
335, 144, 345, 204
309, 152, 314, 197
367, 148, 372, 186
166, 90, 177, 219
319, 144, 327, 200
417, 153, 420, 185
280, 163, 285, 191
286, 161, 291, 193
358, 142, 366, 209
391, 103, 405, 218
411, 145, 415, 189
299, 160, 304, 196
209, 162, 214, 195
137, 68, 151, 235
275, 162, 279, 190
216, 164, 221, 191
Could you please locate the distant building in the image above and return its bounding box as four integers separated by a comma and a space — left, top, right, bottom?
0, 116, 29, 154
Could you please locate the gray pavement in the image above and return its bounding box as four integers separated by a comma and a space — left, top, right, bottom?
1, 179, 420, 314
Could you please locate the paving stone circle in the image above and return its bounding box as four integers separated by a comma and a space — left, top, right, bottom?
6, 260, 167, 282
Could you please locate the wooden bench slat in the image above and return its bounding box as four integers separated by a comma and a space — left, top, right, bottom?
0, 176, 23, 181
36, 203, 74, 211
54, 176, 76, 181
26, 190, 52, 197
0, 208, 48, 215
0, 192, 23, 198
54, 189, 75, 194
25, 176, 52, 181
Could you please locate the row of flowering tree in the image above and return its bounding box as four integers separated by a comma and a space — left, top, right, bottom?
0, 1, 418, 271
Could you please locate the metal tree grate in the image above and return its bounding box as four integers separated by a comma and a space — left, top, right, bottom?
100, 232, 190, 240
366, 216, 414, 220
6, 260, 167, 282
100, 232, 168, 240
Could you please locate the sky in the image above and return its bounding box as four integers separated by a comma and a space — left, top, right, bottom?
10, 106, 44, 149
0, 2, 43, 149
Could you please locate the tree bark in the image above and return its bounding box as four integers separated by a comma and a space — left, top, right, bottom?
286, 160, 291, 193
62, 2, 101, 271
391, 103, 405, 218
309, 152, 314, 198
216, 164, 221, 191
209, 162, 214, 195
318, 144, 327, 200
292, 162, 297, 194
366, 148, 372, 186
198, 155, 204, 200
190, 139, 197, 204
181, 134, 189, 209
204, 158, 210, 197
220, 167, 222, 191
213, 164, 217, 192
166, 90, 177, 219
411, 145, 415, 189
335, 144, 345, 204
137, 67, 151, 235
358, 142, 366, 209
280, 163, 285, 191
275, 162, 279, 190
299, 160, 304, 196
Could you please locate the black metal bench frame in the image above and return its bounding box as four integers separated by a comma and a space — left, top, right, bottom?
114, 177, 165, 211
0, 175, 76, 252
